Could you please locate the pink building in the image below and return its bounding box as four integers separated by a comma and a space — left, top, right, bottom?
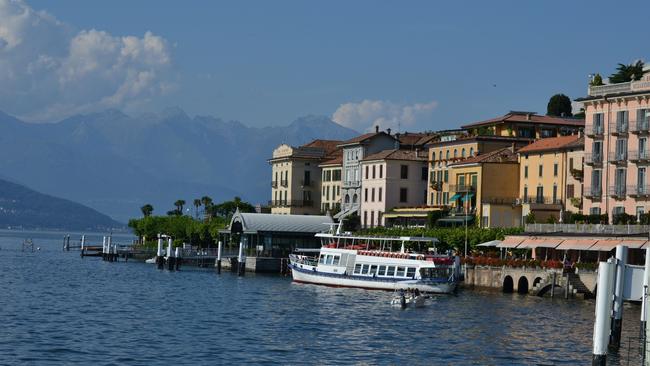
578, 75, 650, 220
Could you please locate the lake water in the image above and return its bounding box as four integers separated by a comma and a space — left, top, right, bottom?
0, 230, 643, 365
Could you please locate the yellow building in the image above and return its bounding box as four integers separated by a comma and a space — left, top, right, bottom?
319, 153, 342, 214
460, 110, 584, 139
516, 134, 584, 222
440, 147, 521, 228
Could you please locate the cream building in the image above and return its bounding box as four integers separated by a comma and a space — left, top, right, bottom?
319, 153, 342, 214
269, 140, 341, 215
359, 149, 428, 228
516, 135, 584, 222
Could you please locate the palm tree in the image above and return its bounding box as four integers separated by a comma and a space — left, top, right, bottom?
609, 60, 646, 83
174, 199, 186, 215
201, 196, 213, 220
140, 204, 153, 217
193, 198, 201, 219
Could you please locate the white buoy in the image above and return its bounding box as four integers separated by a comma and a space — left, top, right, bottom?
216, 241, 223, 273
156, 235, 163, 257
175, 247, 180, 258
611, 245, 628, 349
593, 260, 616, 366
238, 241, 244, 262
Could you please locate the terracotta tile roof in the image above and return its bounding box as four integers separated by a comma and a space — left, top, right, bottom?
449, 147, 517, 166
516, 135, 584, 154
461, 111, 585, 129
320, 149, 343, 166
338, 131, 395, 146
395, 132, 429, 146
301, 139, 343, 155
362, 149, 428, 162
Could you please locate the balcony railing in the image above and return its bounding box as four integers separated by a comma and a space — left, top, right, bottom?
585, 153, 603, 166
449, 184, 477, 193
520, 197, 562, 205
609, 121, 628, 135
343, 180, 360, 187
627, 185, 650, 197
269, 200, 314, 208
631, 120, 650, 134
271, 181, 278, 188
608, 186, 627, 198
608, 151, 628, 164
584, 186, 602, 199
585, 125, 604, 138
280, 179, 288, 187
481, 197, 517, 205
629, 150, 650, 163
588, 82, 633, 97
430, 181, 442, 190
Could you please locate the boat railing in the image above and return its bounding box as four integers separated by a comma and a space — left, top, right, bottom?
289, 254, 318, 266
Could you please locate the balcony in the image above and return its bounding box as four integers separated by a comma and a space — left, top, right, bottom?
280, 179, 288, 187
520, 196, 562, 205
585, 153, 603, 166
628, 185, 650, 198
570, 168, 583, 181
430, 181, 442, 190
629, 150, 650, 163
609, 121, 628, 136
301, 179, 312, 187
269, 200, 314, 208
631, 120, 650, 135
482, 197, 517, 205
271, 181, 278, 188
608, 186, 627, 199
584, 186, 602, 199
585, 125, 604, 138
588, 82, 633, 97
449, 184, 477, 193
608, 151, 628, 165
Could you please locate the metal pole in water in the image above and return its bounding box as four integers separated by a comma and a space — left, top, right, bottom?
216, 241, 222, 274
102, 236, 107, 261
593, 260, 616, 366
175, 247, 181, 270
237, 240, 245, 276
156, 234, 164, 269
611, 245, 628, 349
107, 236, 113, 262
81, 235, 85, 251
167, 237, 173, 270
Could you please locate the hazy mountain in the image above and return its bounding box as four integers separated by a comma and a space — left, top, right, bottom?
0, 109, 357, 222
0, 178, 122, 230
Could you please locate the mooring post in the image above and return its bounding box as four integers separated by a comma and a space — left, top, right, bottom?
175, 247, 181, 270
642, 248, 650, 341
610, 245, 628, 350
593, 260, 616, 366
167, 237, 174, 270
107, 236, 113, 261
551, 271, 556, 298
156, 234, 164, 269
237, 240, 245, 276
113, 244, 118, 262
216, 241, 222, 274
102, 236, 107, 261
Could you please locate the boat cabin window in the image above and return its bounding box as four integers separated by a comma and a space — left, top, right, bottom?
396, 266, 406, 277
354, 264, 362, 274
406, 267, 416, 278
332, 255, 340, 265
420, 268, 451, 278
386, 266, 396, 277
369, 265, 378, 275
361, 264, 370, 275
325, 255, 334, 265
378, 265, 387, 276
319, 255, 326, 264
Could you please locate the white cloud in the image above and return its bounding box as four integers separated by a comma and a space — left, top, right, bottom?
0, 0, 175, 121
332, 99, 438, 133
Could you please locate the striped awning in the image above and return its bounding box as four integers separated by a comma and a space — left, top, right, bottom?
556, 239, 597, 251
497, 236, 525, 248
591, 238, 647, 251
518, 238, 563, 249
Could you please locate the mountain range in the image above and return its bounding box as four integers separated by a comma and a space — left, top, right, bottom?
0, 109, 358, 222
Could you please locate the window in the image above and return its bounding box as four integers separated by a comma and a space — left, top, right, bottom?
352, 194, 358, 203
553, 163, 558, 177
378, 187, 382, 202
363, 210, 367, 226
400, 188, 408, 202
552, 185, 558, 203
638, 109, 650, 131
569, 158, 574, 171
361, 264, 370, 275
400, 165, 408, 179
590, 207, 601, 215
523, 186, 528, 202
615, 168, 626, 192
593, 113, 604, 132
326, 255, 333, 265
639, 168, 646, 194
421, 166, 427, 180
386, 266, 396, 276
319, 255, 326, 264
406, 267, 416, 278
615, 138, 627, 160
446, 150, 450, 160
379, 165, 383, 178
371, 188, 375, 202
378, 265, 387, 276
372, 165, 376, 179
370, 211, 375, 227
524, 166, 528, 178
396, 266, 406, 277
333, 169, 341, 181
592, 169, 602, 191
617, 110, 629, 130
444, 170, 449, 183
365, 166, 369, 179
432, 152, 436, 161
454, 149, 458, 158
613, 206, 625, 216
567, 184, 574, 198
536, 186, 544, 203
443, 192, 449, 204
364, 188, 368, 202
332, 256, 340, 265
470, 147, 474, 156
369, 265, 378, 275
538, 165, 543, 177
461, 148, 466, 158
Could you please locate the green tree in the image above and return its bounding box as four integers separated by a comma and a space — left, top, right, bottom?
609, 61, 645, 84
201, 196, 213, 220
590, 73, 603, 86
140, 204, 153, 217
174, 199, 186, 214
546, 94, 573, 117
212, 196, 255, 217
193, 198, 201, 219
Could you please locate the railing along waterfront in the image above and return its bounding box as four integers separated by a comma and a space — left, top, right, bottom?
585, 153, 603, 165
525, 223, 650, 235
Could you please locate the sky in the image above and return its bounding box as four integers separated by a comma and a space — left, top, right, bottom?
2, 0, 650, 132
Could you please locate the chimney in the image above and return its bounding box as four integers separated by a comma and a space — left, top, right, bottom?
526, 113, 531, 121
375, 125, 379, 133
387, 128, 392, 135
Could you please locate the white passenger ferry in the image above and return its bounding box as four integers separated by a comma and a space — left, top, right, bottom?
288, 226, 460, 294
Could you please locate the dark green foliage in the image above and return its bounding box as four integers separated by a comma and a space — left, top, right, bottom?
128, 215, 227, 248
140, 204, 153, 217
609, 61, 645, 84
547, 94, 573, 117
207, 196, 255, 217
639, 213, 650, 225
562, 212, 608, 224
359, 226, 523, 252
613, 213, 636, 225
426, 209, 448, 228
525, 212, 536, 224
343, 213, 360, 232
590, 73, 604, 86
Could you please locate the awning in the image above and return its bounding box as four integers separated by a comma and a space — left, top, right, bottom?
477, 240, 502, 247
449, 193, 462, 201
462, 192, 475, 202
518, 238, 562, 249
556, 239, 597, 251
497, 236, 525, 248
618, 239, 647, 249
591, 238, 647, 251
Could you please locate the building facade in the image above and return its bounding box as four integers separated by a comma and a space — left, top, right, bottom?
268, 140, 340, 215
516, 135, 584, 222
319, 154, 342, 214
337, 128, 397, 219
359, 149, 428, 228
579, 74, 650, 220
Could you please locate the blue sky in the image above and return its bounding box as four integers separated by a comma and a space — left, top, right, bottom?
5, 0, 650, 131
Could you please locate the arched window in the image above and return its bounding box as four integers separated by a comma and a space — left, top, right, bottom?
432, 152, 436, 161
470, 147, 474, 156
461, 148, 466, 158
446, 150, 450, 160
453, 149, 458, 158
352, 194, 358, 203
344, 194, 350, 204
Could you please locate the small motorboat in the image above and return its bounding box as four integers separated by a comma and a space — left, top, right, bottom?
391, 290, 426, 308
145, 257, 156, 264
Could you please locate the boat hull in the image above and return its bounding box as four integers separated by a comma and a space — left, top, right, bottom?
289, 264, 456, 294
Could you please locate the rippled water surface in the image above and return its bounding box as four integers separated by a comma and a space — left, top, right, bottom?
0, 230, 643, 365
